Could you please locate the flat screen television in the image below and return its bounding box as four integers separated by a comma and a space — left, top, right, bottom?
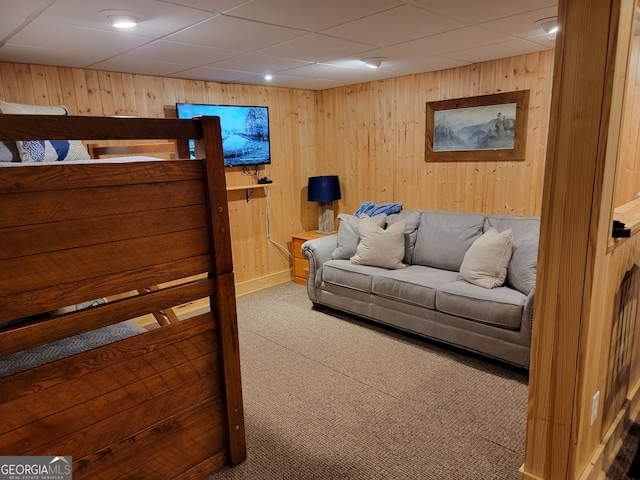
176, 103, 271, 167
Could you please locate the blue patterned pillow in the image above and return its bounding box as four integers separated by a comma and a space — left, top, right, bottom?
17, 140, 90, 162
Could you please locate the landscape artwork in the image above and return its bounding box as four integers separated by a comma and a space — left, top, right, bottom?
425, 90, 529, 162
433, 103, 516, 152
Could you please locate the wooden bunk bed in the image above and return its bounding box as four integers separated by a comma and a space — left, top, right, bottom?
0, 113, 246, 479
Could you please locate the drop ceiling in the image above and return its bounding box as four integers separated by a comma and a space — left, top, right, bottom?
0, 0, 559, 90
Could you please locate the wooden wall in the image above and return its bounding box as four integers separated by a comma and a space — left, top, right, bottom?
0, 62, 318, 293
0, 52, 555, 292
315, 50, 555, 217
617, 35, 640, 206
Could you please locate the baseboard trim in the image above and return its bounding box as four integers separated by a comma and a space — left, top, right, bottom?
517, 465, 545, 480
172, 270, 294, 319
235, 269, 293, 297
578, 377, 640, 480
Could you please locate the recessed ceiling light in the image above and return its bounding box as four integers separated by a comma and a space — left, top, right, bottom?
110, 14, 138, 28
361, 57, 385, 69
99, 10, 146, 29
264, 74, 273, 81
536, 17, 559, 34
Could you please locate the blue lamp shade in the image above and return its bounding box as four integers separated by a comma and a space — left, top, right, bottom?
307, 175, 341, 203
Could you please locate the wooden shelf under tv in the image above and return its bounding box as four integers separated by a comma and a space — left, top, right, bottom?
226, 183, 273, 201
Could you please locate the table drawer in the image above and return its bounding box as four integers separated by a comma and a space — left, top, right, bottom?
294, 257, 309, 279
293, 238, 306, 259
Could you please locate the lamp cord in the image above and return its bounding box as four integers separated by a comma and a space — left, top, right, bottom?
264, 187, 292, 261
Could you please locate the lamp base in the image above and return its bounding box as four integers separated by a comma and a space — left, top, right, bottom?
316, 202, 336, 233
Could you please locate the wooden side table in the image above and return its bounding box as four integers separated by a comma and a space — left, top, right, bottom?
292, 231, 332, 285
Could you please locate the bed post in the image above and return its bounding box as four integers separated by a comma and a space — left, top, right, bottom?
196, 116, 247, 466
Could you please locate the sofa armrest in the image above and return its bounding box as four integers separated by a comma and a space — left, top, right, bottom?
521, 287, 535, 354
302, 234, 338, 302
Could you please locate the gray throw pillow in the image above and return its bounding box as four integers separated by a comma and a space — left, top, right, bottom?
332, 213, 387, 260
386, 209, 421, 264
484, 215, 540, 295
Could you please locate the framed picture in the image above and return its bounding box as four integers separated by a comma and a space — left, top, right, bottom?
425, 90, 529, 162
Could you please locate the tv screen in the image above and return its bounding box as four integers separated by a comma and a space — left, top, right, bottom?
176, 103, 271, 167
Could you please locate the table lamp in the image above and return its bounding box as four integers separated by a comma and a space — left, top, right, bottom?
308, 175, 341, 233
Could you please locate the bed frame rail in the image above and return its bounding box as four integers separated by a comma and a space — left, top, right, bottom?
0, 114, 245, 478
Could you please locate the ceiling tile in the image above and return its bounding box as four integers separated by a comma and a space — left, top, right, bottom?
0, 16, 25, 39
91, 57, 196, 77
156, 0, 249, 13
10, 22, 152, 57
443, 38, 552, 64
33, 0, 215, 37
389, 56, 472, 75
481, 6, 558, 38
123, 40, 240, 65
173, 65, 257, 82
322, 4, 465, 47
0, 0, 53, 19
0, 0, 559, 90
413, 0, 557, 24
0, 43, 100, 68
258, 34, 374, 63
390, 26, 515, 57
225, 0, 403, 32
208, 53, 311, 74
167, 15, 307, 51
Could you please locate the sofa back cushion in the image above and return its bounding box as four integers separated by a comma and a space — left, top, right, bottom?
386, 209, 422, 264
484, 215, 540, 295
412, 211, 485, 271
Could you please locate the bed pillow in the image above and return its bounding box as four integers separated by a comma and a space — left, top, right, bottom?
0, 101, 90, 162
16, 140, 91, 162
332, 213, 387, 260
0, 101, 69, 115
350, 216, 407, 269
459, 228, 513, 288
0, 141, 20, 161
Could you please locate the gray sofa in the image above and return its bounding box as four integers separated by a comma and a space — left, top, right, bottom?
301, 210, 539, 368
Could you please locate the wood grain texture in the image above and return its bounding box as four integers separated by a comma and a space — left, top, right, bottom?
0, 114, 245, 477
0, 54, 550, 287
522, 1, 637, 479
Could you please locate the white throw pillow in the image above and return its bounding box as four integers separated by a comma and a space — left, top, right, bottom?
460, 228, 513, 288
350, 216, 406, 269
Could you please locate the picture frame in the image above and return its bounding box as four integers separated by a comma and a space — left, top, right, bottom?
425, 90, 529, 162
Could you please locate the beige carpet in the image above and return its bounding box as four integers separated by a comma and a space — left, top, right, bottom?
209, 282, 528, 480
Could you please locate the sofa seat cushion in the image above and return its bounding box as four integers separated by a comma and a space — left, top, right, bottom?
436, 280, 526, 329
372, 266, 459, 310
322, 259, 389, 293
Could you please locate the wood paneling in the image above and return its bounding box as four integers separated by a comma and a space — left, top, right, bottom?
616, 35, 640, 207
521, 1, 638, 479
315, 51, 555, 217
0, 62, 316, 288
0, 54, 552, 289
